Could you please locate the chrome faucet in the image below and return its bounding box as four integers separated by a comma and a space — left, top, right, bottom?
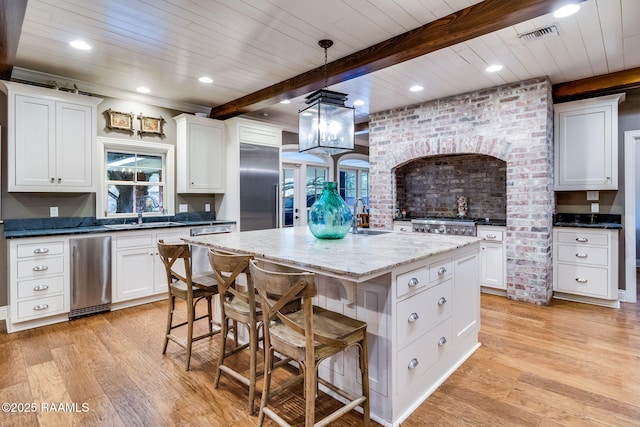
352, 198, 366, 234
137, 211, 143, 224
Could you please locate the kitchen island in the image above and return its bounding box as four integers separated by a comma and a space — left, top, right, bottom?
183, 227, 481, 426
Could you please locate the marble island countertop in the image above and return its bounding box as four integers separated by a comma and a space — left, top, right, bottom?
183, 226, 481, 281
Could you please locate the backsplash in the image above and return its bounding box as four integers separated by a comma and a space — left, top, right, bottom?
395, 154, 506, 219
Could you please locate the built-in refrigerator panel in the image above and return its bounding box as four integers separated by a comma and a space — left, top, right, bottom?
240, 143, 280, 231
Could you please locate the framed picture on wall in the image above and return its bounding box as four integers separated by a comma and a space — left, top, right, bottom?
138, 114, 165, 137
105, 109, 134, 133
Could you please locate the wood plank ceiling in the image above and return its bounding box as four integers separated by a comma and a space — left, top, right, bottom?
1, 0, 639, 134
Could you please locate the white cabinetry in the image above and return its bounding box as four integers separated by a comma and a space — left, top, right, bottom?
553, 227, 619, 308
7, 236, 70, 332
477, 225, 506, 293
112, 228, 188, 304
0, 80, 102, 192
554, 93, 625, 191
174, 114, 225, 193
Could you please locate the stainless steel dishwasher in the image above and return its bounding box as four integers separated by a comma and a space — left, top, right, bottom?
69, 235, 112, 318
190, 225, 233, 274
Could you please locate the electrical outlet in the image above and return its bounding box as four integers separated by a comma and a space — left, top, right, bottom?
179, 204, 188, 213
50, 207, 59, 217
586, 191, 599, 201
591, 202, 600, 213
205, 203, 211, 212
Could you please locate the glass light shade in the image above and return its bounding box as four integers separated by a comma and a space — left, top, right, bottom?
299, 90, 355, 155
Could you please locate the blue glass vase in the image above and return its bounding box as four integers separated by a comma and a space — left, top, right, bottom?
308, 182, 353, 239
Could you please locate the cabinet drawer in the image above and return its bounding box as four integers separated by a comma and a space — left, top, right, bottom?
115, 233, 154, 249
17, 256, 65, 279
396, 266, 428, 298
556, 230, 608, 246
429, 257, 452, 283
478, 228, 503, 242
16, 241, 65, 258
16, 295, 66, 321
396, 280, 452, 348
396, 318, 452, 394
557, 245, 608, 267
555, 264, 609, 298
17, 276, 65, 299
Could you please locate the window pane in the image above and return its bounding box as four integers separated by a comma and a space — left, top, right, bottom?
106, 152, 136, 182
306, 167, 327, 207
136, 154, 163, 182
340, 170, 357, 208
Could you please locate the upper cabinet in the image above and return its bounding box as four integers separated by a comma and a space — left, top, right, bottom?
174, 114, 225, 193
0, 81, 102, 192
554, 93, 625, 191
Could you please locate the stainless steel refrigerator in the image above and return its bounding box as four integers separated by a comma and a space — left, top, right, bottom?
240, 142, 280, 231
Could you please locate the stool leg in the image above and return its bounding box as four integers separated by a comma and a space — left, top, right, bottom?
213, 315, 229, 388
257, 345, 272, 427
248, 322, 258, 415
207, 296, 213, 333
360, 334, 371, 426
185, 298, 195, 371
304, 361, 315, 427
162, 295, 175, 354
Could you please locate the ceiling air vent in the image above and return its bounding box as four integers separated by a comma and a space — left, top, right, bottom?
518, 25, 559, 43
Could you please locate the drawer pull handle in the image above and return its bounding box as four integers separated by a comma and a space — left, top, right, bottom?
408, 312, 419, 322
438, 296, 447, 305
32, 265, 49, 271
438, 336, 448, 346
438, 267, 447, 275
408, 358, 419, 369
33, 304, 49, 311
575, 253, 588, 258
408, 277, 419, 287
575, 237, 588, 243
486, 234, 496, 239
33, 284, 49, 291
575, 278, 588, 284
33, 248, 50, 254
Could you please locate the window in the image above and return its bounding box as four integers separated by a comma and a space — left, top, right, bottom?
339, 157, 369, 210
97, 137, 175, 219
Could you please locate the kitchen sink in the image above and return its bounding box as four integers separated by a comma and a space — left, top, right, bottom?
104, 221, 185, 230
353, 229, 391, 236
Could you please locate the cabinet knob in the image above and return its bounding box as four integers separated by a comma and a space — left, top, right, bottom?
32, 265, 49, 271
33, 248, 50, 254
438, 296, 447, 305
408, 277, 419, 287
575, 237, 588, 243
408, 358, 419, 369
575, 278, 588, 284
57, 178, 61, 183
438, 336, 448, 346
33, 304, 49, 311
50, 178, 55, 183
408, 312, 419, 322
33, 284, 49, 291
575, 253, 588, 258
486, 234, 496, 239
438, 267, 447, 275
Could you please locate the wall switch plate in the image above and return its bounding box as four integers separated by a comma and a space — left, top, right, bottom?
205, 203, 211, 212
591, 202, 600, 213
587, 191, 599, 201
50, 207, 59, 217
179, 204, 188, 213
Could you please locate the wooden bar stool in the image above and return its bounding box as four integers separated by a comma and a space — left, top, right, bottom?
157, 240, 220, 371
249, 259, 370, 427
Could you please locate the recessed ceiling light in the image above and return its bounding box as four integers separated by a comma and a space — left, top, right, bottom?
553, 3, 580, 18
69, 40, 92, 50
198, 76, 213, 83
280, 99, 291, 104
353, 100, 365, 106
136, 86, 151, 94
409, 85, 423, 92
485, 64, 503, 73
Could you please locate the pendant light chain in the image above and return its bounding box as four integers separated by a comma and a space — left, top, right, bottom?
318, 39, 333, 90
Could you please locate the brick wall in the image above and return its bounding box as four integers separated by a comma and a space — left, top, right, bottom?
369, 77, 554, 304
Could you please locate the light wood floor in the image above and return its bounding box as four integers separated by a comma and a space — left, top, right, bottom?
1, 285, 639, 426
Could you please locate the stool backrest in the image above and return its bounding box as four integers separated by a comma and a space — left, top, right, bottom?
208, 250, 254, 307
157, 240, 193, 289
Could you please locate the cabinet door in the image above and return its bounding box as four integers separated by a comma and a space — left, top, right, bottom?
13, 95, 56, 188
453, 248, 479, 343
56, 101, 94, 189
480, 242, 505, 289
114, 247, 156, 301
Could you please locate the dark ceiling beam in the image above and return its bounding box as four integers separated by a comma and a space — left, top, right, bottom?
0, 0, 28, 81
210, 0, 586, 120
553, 67, 640, 102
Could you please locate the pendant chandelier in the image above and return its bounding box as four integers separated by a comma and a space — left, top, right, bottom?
298, 39, 355, 154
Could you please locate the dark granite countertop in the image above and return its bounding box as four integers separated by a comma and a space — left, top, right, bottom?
394, 218, 507, 227
4, 212, 236, 238
553, 213, 622, 229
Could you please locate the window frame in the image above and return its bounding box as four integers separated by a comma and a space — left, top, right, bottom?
97, 136, 175, 219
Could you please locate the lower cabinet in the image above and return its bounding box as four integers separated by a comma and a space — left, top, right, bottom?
477, 225, 506, 292
553, 227, 619, 307
113, 228, 189, 303
7, 236, 70, 332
